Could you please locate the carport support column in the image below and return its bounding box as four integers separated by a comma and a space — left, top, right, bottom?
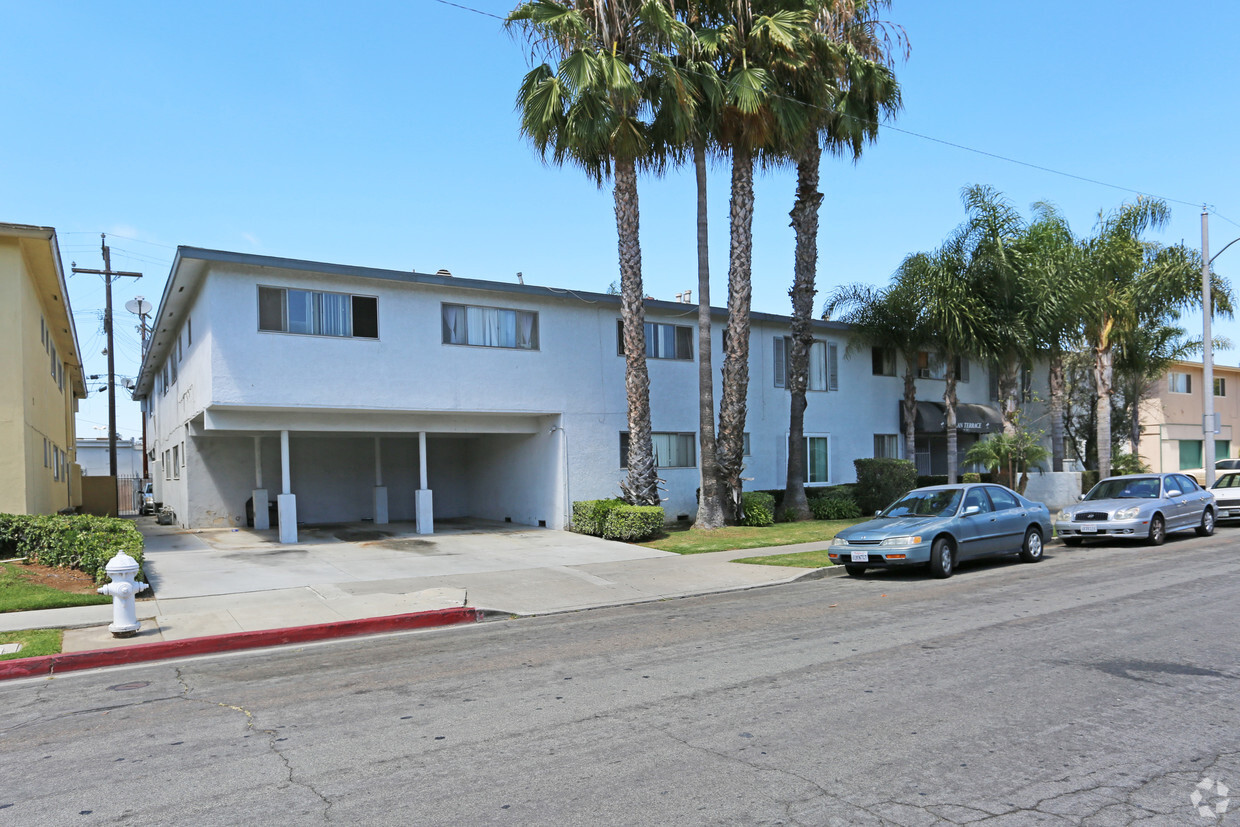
373, 436, 388, 525
252, 436, 269, 531
277, 429, 298, 544
416, 431, 433, 535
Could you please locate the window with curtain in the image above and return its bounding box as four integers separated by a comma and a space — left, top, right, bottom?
1215, 377, 1226, 397
616, 320, 692, 360
619, 432, 696, 468
774, 338, 838, 391
1168, 372, 1192, 393
257, 286, 379, 339
803, 436, 830, 484
443, 303, 538, 350
917, 351, 969, 382
874, 434, 900, 458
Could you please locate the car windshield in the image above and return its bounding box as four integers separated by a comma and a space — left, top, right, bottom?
1215, 473, 1240, 490
1085, 478, 1161, 500
880, 489, 963, 518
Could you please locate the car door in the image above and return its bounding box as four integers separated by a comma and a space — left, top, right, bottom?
956, 487, 998, 558
983, 486, 1027, 554
1160, 475, 1193, 530
1173, 474, 1210, 529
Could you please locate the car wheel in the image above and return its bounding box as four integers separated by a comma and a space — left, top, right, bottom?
1062, 537, 1082, 547
1019, 527, 1044, 562
1196, 508, 1216, 537
844, 564, 866, 577
1146, 514, 1166, 546
929, 537, 954, 578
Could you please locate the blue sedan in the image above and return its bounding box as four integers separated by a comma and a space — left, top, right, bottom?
828, 484, 1054, 578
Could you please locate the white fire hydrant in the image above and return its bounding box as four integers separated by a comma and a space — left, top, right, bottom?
96, 552, 149, 638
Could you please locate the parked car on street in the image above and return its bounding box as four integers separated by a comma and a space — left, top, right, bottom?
828, 484, 1052, 579
1178, 458, 1240, 485
1210, 472, 1240, 522
139, 482, 155, 516
1055, 473, 1215, 546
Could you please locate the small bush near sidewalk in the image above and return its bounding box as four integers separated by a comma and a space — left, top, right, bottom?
0, 629, 63, 660
810, 496, 861, 520
570, 499, 625, 536
0, 514, 145, 584
740, 492, 776, 527
602, 505, 665, 541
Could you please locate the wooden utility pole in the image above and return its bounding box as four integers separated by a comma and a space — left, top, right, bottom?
72, 234, 141, 478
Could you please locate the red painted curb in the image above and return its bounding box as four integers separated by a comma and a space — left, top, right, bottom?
0, 606, 480, 681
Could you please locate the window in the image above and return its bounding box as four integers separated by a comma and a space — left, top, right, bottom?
49, 342, 57, 379
1169, 372, 1192, 394
619, 432, 696, 468
1179, 439, 1203, 470
187, 317, 192, 346
165, 450, 171, 480
743, 432, 751, 456
169, 355, 177, 386
181, 442, 186, 468
872, 347, 896, 376
162, 362, 170, 396
44, 438, 49, 468
774, 338, 838, 391
259, 286, 379, 339
1215, 377, 1226, 397
962, 488, 992, 513
1216, 440, 1231, 462
917, 351, 969, 382
987, 486, 1020, 511
874, 434, 900, 459
442, 303, 537, 350
41, 316, 45, 347
616, 320, 692, 360
53, 446, 60, 481
803, 436, 830, 484
172, 445, 180, 479
177, 333, 183, 363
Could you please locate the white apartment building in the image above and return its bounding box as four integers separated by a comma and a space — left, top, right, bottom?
135, 247, 1016, 539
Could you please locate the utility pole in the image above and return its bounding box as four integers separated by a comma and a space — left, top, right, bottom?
1202, 208, 1216, 488
125, 296, 153, 480
72, 234, 141, 478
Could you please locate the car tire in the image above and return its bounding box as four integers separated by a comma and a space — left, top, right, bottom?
844, 564, 866, 577
929, 537, 954, 579
1062, 537, 1082, 547
1019, 527, 1044, 562
1146, 514, 1166, 546
1196, 508, 1216, 537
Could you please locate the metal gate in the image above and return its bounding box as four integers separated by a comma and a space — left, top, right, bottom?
117, 475, 143, 517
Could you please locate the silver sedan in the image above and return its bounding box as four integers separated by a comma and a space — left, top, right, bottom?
1055, 473, 1216, 546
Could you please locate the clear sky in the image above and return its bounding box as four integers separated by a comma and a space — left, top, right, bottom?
3, 1, 1238, 446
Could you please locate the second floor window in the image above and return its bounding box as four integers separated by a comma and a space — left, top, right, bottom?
443, 304, 538, 350
1215, 377, 1226, 397
872, 347, 896, 376
774, 337, 838, 391
617, 320, 693, 360
917, 351, 969, 382
1168, 372, 1192, 394
259, 286, 379, 339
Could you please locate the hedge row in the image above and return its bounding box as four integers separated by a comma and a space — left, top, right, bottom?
571, 500, 665, 542
0, 514, 145, 584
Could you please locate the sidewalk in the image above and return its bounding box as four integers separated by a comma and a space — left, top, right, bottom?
1, 519, 839, 674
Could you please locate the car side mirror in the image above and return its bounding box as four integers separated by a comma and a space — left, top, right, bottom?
1167, 489, 1181, 497
962, 505, 980, 516
874, 510, 882, 517
1077, 493, 1086, 501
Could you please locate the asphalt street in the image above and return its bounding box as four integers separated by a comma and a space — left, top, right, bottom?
2, 533, 1237, 826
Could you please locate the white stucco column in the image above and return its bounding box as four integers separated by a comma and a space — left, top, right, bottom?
372, 436, 388, 525
277, 429, 297, 544
416, 430, 433, 535
252, 435, 269, 531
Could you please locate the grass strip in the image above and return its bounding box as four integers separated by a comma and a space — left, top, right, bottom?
636, 518, 864, 555
0, 629, 63, 660
0, 562, 111, 613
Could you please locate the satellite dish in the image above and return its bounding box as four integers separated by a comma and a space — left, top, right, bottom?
125, 297, 153, 316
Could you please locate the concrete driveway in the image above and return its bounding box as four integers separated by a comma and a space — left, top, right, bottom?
140, 518, 676, 600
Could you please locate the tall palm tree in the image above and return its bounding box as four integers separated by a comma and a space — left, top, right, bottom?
713, 2, 809, 518
508, 0, 684, 505
781, 0, 905, 519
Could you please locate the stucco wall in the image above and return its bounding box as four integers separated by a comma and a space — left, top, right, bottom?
1023, 471, 1081, 513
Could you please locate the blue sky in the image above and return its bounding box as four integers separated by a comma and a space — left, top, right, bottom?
4, 1, 1239, 443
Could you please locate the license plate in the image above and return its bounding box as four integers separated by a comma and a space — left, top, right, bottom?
1080, 524, 1098, 534
850, 551, 869, 563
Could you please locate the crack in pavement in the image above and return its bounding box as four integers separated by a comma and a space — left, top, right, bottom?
174, 668, 333, 822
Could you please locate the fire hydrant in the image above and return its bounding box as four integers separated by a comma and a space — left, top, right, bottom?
96, 552, 149, 637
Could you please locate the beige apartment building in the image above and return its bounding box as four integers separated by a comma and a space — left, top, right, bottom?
1138, 359, 1240, 476
0, 223, 86, 514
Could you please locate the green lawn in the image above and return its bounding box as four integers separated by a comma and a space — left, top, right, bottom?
0, 562, 111, 614
731, 548, 837, 568
0, 629, 63, 660
636, 518, 864, 556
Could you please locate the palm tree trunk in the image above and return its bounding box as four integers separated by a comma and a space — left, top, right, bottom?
902, 358, 918, 466
718, 145, 755, 521
614, 156, 658, 506
997, 359, 1019, 435
1048, 350, 1065, 472
783, 143, 823, 521
944, 359, 959, 483
1094, 344, 1113, 480
693, 137, 725, 529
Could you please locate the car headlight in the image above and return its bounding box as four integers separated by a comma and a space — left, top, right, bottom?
831, 537, 850, 547
879, 535, 922, 547
1114, 506, 1141, 520
1057, 510, 1073, 522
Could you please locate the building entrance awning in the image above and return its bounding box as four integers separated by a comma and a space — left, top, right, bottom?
902, 401, 1004, 435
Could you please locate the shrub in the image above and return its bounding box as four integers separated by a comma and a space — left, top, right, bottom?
811, 496, 862, 520
0, 514, 144, 584
808, 484, 857, 502
962, 472, 981, 483
854, 458, 918, 515
740, 492, 776, 527
601, 505, 665, 541
570, 499, 624, 537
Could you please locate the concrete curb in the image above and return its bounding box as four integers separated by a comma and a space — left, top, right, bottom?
0, 606, 479, 682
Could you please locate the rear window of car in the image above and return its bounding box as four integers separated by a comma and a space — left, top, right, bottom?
986, 487, 1020, 510
1216, 473, 1240, 489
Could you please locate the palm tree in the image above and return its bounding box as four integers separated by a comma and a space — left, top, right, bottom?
781, 0, 905, 520
507, 0, 684, 505
826, 274, 927, 467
